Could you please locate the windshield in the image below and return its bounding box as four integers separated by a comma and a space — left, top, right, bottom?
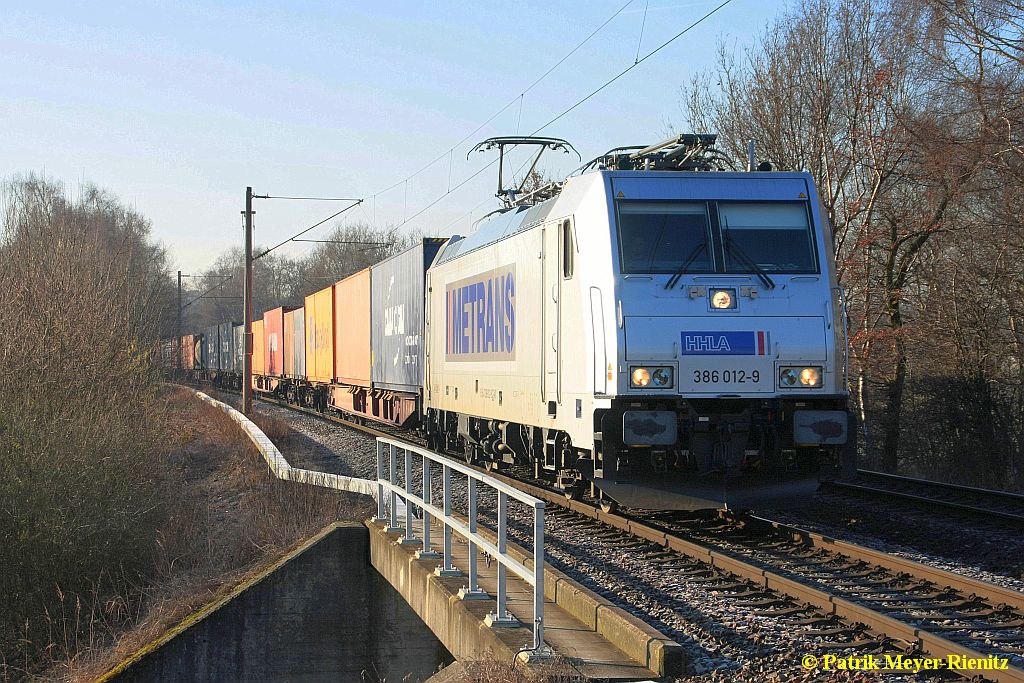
616, 200, 818, 275
719, 202, 816, 273
617, 202, 712, 274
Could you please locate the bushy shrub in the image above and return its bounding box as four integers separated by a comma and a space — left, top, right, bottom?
0, 176, 174, 674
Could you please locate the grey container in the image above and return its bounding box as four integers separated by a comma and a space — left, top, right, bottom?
233, 324, 245, 374
219, 322, 239, 373
286, 308, 306, 378
203, 325, 220, 371
370, 238, 445, 393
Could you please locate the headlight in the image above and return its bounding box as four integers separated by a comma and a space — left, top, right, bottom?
630, 366, 674, 388
800, 367, 820, 386
710, 288, 736, 309
779, 366, 823, 389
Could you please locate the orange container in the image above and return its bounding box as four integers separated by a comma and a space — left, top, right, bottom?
305, 285, 335, 383
252, 319, 265, 376
181, 334, 194, 370
334, 268, 371, 386
263, 307, 287, 377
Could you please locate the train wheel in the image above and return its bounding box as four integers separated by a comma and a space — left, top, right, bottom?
598, 498, 618, 514
563, 484, 583, 501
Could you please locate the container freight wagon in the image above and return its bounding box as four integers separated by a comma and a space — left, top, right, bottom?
263, 307, 290, 379
181, 334, 195, 370
283, 307, 305, 378
303, 285, 335, 411
229, 324, 244, 390
367, 239, 445, 426
193, 334, 206, 371
202, 326, 222, 374
218, 322, 240, 385
252, 319, 265, 391
334, 268, 371, 387
330, 269, 371, 417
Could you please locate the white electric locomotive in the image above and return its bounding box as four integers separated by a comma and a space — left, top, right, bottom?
423, 135, 851, 511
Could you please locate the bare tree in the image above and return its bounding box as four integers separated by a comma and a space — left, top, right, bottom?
183, 221, 415, 331
680, 0, 1009, 474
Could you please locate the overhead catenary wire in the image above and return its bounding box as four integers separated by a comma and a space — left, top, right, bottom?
365, 0, 635, 203
251, 0, 647, 247
256, 195, 362, 201
254, 200, 363, 261
635, 0, 650, 63
504, 0, 734, 183
398, 0, 736, 232
249, 0, 733, 254
182, 274, 235, 309
532, 0, 733, 136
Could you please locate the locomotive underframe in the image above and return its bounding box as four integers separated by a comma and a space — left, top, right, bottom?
424, 395, 849, 510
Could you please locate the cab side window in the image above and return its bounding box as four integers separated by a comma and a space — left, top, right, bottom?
562, 219, 574, 279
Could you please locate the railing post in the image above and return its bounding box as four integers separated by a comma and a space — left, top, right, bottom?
533, 501, 545, 648
485, 490, 516, 626
374, 440, 386, 522
417, 455, 439, 559
400, 447, 417, 545
434, 463, 461, 577
387, 443, 400, 533
458, 475, 487, 600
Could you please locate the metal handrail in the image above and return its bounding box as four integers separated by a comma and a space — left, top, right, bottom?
375, 437, 546, 649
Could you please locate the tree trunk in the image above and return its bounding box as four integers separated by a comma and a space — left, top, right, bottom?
881, 297, 906, 473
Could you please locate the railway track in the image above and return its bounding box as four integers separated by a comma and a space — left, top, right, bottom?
494, 481, 1024, 680
217, 388, 1024, 681
823, 469, 1024, 525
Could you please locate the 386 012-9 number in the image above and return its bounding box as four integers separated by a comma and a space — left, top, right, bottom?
692, 369, 761, 384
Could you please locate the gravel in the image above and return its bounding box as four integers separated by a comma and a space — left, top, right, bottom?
758, 494, 1024, 593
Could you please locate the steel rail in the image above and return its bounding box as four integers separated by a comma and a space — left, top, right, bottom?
490, 475, 1024, 683
824, 469, 1024, 524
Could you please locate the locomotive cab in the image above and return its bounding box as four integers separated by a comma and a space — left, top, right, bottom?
590, 170, 850, 509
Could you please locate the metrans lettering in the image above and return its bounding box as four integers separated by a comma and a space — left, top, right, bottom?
445, 265, 515, 361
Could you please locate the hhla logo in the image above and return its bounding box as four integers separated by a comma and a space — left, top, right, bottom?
684, 335, 731, 352
680, 331, 769, 356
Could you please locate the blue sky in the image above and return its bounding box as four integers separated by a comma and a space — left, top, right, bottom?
1, 1, 781, 272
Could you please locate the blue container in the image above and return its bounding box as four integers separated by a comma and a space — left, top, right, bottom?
370, 238, 445, 393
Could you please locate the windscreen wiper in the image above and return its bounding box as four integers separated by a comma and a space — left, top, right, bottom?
665, 240, 709, 290
722, 218, 776, 290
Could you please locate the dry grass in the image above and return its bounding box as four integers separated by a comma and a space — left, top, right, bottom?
459, 655, 585, 683
3, 387, 372, 682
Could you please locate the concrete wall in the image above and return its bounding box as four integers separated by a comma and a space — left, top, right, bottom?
367, 520, 534, 664
106, 523, 451, 683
